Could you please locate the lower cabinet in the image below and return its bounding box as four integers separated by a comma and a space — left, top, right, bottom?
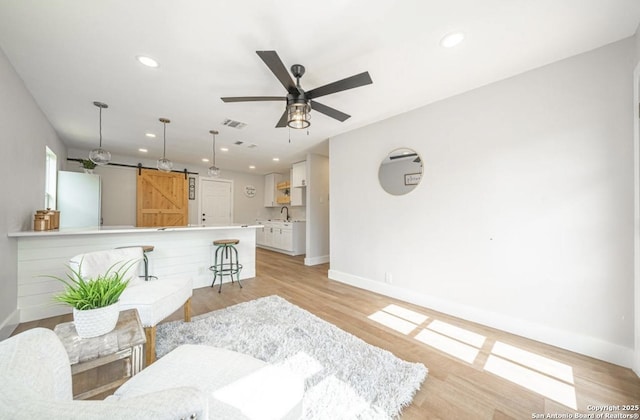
255, 221, 305, 256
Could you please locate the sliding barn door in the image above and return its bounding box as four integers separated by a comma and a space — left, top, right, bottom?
136, 169, 188, 227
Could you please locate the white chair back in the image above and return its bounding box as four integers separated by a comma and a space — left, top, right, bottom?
69, 247, 144, 286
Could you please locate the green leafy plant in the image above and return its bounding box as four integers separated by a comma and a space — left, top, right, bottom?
48, 260, 136, 310
80, 159, 97, 169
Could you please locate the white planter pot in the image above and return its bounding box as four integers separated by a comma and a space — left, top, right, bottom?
72, 301, 120, 338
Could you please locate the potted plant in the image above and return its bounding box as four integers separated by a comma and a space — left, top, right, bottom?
81, 159, 96, 174
50, 260, 134, 338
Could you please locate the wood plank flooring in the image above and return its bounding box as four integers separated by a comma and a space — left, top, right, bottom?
13, 248, 640, 419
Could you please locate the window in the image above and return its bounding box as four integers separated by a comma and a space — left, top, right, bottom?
45, 146, 57, 209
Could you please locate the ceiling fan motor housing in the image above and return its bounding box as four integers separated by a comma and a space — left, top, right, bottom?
290, 64, 305, 80
287, 92, 308, 107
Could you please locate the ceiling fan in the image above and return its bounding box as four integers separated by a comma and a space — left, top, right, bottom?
221, 50, 373, 129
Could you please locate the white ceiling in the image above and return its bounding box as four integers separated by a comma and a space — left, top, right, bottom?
1, 1, 639, 175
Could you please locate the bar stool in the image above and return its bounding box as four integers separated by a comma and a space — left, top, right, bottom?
117, 245, 157, 281
209, 239, 243, 293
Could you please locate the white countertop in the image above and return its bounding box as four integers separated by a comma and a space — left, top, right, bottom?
8, 224, 261, 238
256, 219, 306, 224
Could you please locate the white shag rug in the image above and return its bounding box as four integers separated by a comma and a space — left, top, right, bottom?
156, 295, 427, 419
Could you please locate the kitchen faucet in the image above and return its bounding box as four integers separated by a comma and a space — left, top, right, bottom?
281, 206, 290, 221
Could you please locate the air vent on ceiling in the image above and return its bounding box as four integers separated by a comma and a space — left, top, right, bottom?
247, 144, 258, 149
222, 118, 247, 129
234, 141, 244, 146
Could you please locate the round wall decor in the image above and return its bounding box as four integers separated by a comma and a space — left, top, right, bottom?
244, 185, 256, 198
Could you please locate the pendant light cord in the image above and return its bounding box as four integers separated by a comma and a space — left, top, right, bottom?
162, 121, 167, 159
212, 132, 216, 165
98, 106, 103, 148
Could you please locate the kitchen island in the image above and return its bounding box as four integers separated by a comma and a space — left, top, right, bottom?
9, 224, 259, 322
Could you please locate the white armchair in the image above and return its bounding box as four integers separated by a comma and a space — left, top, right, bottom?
0, 328, 304, 419
0, 328, 206, 419
69, 247, 192, 364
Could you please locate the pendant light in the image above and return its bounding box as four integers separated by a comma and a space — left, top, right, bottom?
157, 118, 173, 172
88, 101, 111, 165
208, 130, 221, 177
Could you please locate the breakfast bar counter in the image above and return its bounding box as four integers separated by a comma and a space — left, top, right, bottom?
9, 224, 259, 322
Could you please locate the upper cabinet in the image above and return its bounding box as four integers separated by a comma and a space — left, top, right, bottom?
290, 168, 305, 207
292, 161, 307, 187
264, 173, 282, 207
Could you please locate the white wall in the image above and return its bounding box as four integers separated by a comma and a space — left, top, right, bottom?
66, 148, 269, 226
330, 38, 635, 367
305, 154, 330, 265
0, 46, 66, 338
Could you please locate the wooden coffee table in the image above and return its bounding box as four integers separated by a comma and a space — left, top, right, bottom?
54, 309, 146, 400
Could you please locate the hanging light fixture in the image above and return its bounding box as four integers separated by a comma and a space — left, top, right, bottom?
88, 101, 111, 165
287, 101, 311, 129
157, 118, 173, 172
208, 130, 221, 177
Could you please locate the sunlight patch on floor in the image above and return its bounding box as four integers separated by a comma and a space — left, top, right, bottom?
427, 320, 486, 348
415, 329, 480, 363
491, 341, 574, 384
381, 304, 429, 325
368, 311, 419, 335
485, 355, 577, 409
367, 301, 579, 410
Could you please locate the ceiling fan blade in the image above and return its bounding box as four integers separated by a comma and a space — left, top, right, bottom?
275, 109, 288, 128
256, 51, 298, 94
221, 96, 285, 103
306, 71, 372, 99
310, 100, 351, 122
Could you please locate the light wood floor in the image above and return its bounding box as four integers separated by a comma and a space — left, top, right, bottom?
14, 248, 640, 419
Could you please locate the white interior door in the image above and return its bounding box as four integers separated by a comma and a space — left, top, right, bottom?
200, 178, 233, 225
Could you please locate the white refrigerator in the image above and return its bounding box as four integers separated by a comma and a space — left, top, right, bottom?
58, 171, 101, 228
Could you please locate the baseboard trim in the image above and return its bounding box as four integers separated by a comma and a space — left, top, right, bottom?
328, 269, 634, 368
305, 255, 329, 266
0, 309, 20, 340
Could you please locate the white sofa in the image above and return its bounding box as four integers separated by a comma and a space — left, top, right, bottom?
0, 328, 304, 419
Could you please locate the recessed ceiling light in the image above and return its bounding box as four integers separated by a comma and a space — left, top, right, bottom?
272, 157, 280, 162
202, 158, 209, 162
249, 165, 256, 169
145, 133, 156, 138
136, 55, 159, 68
139, 148, 148, 153
220, 147, 229, 152
440, 32, 465, 48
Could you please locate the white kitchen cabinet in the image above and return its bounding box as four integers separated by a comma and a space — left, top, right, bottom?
256, 224, 267, 245
272, 225, 293, 251
263, 173, 282, 207
290, 168, 305, 206
255, 221, 305, 256
292, 161, 307, 187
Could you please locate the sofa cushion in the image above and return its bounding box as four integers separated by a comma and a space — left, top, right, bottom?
119, 276, 193, 327
112, 344, 303, 420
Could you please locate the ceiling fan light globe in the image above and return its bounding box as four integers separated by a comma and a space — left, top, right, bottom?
287, 103, 311, 129
157, 157, 173, 173
287, 119, 310, 129
89, 148, 111, 166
